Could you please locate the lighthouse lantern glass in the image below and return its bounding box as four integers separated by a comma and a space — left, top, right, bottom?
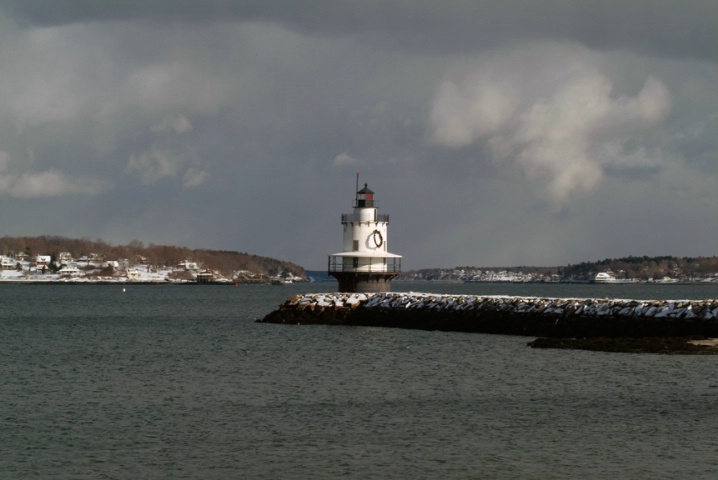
355, 184, 375, 208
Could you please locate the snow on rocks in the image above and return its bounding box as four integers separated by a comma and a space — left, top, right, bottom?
279, 292, 718, 321
287, 292, 369, 309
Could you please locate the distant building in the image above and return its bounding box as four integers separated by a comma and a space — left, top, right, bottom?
175, 260, 199, 271
126, 268, 141, 280
196, 270, 215, 283
35, 255, 51, 271
1, 256, 17, 270
58, 252, 74, 264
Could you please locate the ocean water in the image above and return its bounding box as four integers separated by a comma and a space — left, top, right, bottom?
1, 282, 716, 479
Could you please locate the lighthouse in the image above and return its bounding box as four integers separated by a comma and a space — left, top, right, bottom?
328, 177, 402, 293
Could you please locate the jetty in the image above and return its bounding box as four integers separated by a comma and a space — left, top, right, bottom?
259, 292, 718, 353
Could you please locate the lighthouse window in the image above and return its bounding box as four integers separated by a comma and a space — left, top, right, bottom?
353, 240, 359, 251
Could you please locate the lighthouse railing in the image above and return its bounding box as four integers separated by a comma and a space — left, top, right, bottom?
328, 256, 401, 274
341, 213, 390, 223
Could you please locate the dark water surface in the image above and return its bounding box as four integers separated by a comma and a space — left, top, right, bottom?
2, 283, 716, 479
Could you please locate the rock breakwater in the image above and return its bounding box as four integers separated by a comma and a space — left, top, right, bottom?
259, 292, 718, 340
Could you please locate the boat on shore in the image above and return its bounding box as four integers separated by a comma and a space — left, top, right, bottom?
593, 272, 617, 283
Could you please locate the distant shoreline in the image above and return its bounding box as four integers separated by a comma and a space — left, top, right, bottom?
0, 279, 260, 285
394, 279, 715, 286
1, 278, 714, 286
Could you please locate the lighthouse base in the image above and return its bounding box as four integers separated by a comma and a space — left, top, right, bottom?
329, 272, 399, 293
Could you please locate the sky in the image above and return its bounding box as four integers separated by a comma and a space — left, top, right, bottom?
0, 0, 715, 270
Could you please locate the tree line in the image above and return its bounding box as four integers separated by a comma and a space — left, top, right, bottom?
412, 255, 718, 281
559, 255, 718, 280
0, 236, 305, 278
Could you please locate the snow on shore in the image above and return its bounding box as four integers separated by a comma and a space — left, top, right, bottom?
0, 265, 177, 283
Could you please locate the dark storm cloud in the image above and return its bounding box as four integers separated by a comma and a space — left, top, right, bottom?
0, 0, 714, 269
5, 0, 717, 61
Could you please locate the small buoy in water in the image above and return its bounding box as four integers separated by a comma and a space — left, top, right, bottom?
122, 288, 126, 292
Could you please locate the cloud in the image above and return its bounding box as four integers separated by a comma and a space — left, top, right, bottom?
3, 26, 93, 130
0, 20, 230, 138
332, 152, 359, 167
4, 1, 715, 61
182, 168, 208, 188
430, 79, 517, 148
125, 63, 229, 114
0, 151, 9, 170
0, 150, 109, 197
0, 3, 713, 268
151, 114, 193, 135
430, 44, 671, 204
126, 144, 209, 188
126, 145, 181, 184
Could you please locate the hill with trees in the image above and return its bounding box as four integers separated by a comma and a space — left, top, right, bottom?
0, 236, 305, 280
399, 256, 718, 283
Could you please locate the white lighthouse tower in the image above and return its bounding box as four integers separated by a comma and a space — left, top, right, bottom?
328, 177, 401, 293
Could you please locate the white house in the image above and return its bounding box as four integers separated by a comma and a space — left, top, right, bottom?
1, 256, 17, 270
35, 255, 52, 271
